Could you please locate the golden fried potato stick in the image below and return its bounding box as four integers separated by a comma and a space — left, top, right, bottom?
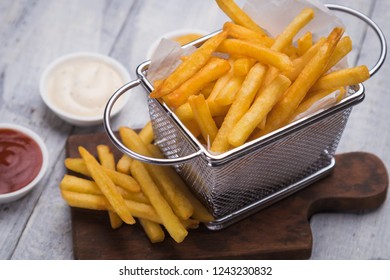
97, 145, 116, 171
119, 127, 194, 220
271, 8, 314, 52
215, 75, 245, 106
97, 144, 123, 228
223, 22, 274, 47
217, 39, 293, 72
138, 121, 154, 145
182, 119, 201, 138
131, 160, 188, 243
211, 63, 267, 153
215, 0, 267, 35
310, 65, 370, 92
229, 75, 291, 147
233, 57, 256, 76
256, 27, 344, 137
150, 30, 228, 98
116, 155, 132, 174
65, 158, 141, 193
60, 190, 162, 224
163, 57, 231, 108
297, 32, 313, 56
79, 146, 136, 224
188, 94, 219, 144
139, 218, 165, 243
147, 144, 214, 223
323, 36, 353, 73
60, 174, 149, 204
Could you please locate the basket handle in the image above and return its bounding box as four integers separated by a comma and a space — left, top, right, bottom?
104, 79, 203, 165
326, 4, 387, 76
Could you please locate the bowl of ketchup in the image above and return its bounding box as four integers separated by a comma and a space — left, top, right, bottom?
0, 123, 48, 204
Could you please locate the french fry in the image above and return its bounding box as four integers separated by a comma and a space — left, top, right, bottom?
61, 190, 162, 224
211, 63, 267, 153
150, 30, 228, 98
215, 75, 245, 106
163, 57, 231, 108
116, 155, 132, 174
310, 65, 369, 92
271, 8, 314, 52
60, 174, 149, 204
297, 32, 313, 56
147, 144, 214, 223
97, 144, 123, 228
138, 121, 154, 145
217, 39, 293, 72
97, 145, 116, 170
324, 36, 352, 73
223, 22, 273, 47
216, 0, 267, 35
257, 27, 344, 136
183, 119, 201, 138
139, 218, 165, 243
65, 158, 141, 193
188, 94, 219, 144
119, 127, 194, 220
131, 160, 188, 243
233, 57, 256, 76
79, 146, 135, 224
229, 74, 291, 147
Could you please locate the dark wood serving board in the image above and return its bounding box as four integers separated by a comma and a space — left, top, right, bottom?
66, 132, 388, 260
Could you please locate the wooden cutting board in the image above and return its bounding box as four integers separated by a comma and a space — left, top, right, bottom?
66, 132, 388, 260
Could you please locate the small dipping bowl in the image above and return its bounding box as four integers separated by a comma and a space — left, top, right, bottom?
147, 29, 208, 59
0, 123, 48, 204
39, 52, 131, 126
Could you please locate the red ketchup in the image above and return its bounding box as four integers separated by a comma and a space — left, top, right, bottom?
0, 128, 43, 195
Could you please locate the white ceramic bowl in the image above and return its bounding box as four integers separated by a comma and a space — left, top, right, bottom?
0, 123, 49, 204
39, 52, 131, 126
147, 29, 209, 59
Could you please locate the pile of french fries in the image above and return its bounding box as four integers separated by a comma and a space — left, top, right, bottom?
150, 0, 370, 153
60, 122, 213, 243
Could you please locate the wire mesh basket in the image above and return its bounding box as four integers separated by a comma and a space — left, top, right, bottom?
104, 5, 386, 230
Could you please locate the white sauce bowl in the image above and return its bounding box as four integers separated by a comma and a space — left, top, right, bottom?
39, 52, 131, 126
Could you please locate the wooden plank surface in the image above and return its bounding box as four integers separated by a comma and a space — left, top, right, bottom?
0, 0, 389, 260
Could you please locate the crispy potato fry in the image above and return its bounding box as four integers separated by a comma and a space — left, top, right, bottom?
181, 218, 200, 230
97, 145, 116, 170
271, 8, 314, 52
257, 27, 344, 136
211, 63, 267, 153
65, 158, 141, 193
223, 22, 274, 47
131, 160, 188, 243
108, 211, 123, 229
229, 75, 291, 147
297, 32, 313, 56
216, 0, 267, 35
139, 218, 165, 243
173, 33, 204, 45
61, 190, 162, 224
183, 119, 201, 138
60, 174, 149, 204
139, 121, 154, 145
79, 146, 135, 224
147, 144, 214, 223
233, 57, 256, 76
188, 94, 219, 144
163, 57, 231, 108
218, 39, 293, 72
116, 155, 132, 174
215, 75, 245, 106
150, 30, 228, 98
310, 65, 369, 92
324, 36, 352, 73
119, 127, 194, 220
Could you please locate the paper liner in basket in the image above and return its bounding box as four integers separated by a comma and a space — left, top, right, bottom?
147, 0, 350, 122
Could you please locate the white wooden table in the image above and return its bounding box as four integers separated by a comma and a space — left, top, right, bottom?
0, 0, 388, 260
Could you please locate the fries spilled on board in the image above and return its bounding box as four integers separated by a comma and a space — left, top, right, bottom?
59, 122, 213, 244
149, 0, 370, 154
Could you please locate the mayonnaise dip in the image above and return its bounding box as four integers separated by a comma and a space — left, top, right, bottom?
45, 57, 125, 118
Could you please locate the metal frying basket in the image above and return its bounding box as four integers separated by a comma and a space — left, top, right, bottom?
104, 5, 386, 230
